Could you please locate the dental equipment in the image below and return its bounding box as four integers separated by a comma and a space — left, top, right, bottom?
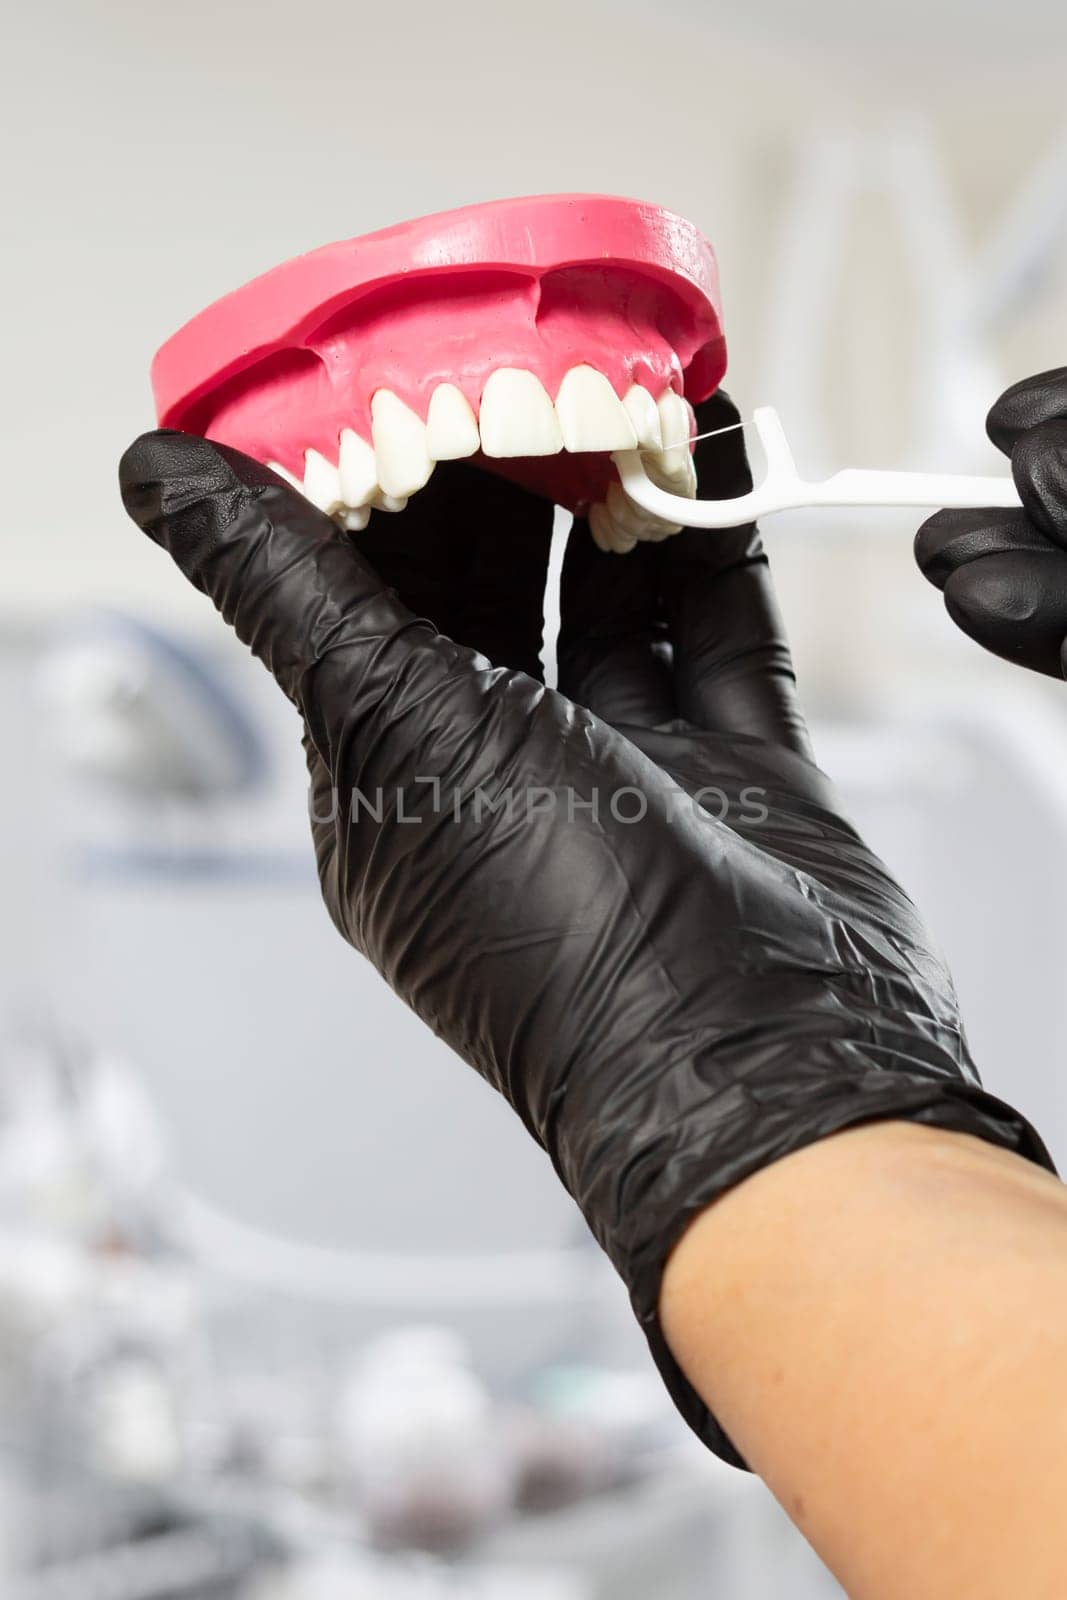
613, 405, 1023, 531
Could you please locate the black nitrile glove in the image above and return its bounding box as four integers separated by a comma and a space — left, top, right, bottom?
916, 367, 1067, 676
120, 394, 1052, 1468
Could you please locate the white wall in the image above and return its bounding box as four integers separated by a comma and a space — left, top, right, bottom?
4, 0, 1067, 655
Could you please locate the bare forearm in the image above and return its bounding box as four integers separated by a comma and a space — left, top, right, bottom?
660, 1121, 1067, 1599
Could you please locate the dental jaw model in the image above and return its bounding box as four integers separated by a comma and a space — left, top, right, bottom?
150, 195, 727, 555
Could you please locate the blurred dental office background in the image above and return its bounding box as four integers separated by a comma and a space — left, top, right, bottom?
3, 0, 1067, 1593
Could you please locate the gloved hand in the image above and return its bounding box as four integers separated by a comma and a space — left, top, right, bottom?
916, 367, 1067, 676
120, 394, 1051, 1468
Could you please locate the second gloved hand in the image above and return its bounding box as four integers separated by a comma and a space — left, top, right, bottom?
120, 396, 1051, 1468
916, 367, 1067, 676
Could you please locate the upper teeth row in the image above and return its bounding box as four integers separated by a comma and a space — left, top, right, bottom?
268, 366, 697, 548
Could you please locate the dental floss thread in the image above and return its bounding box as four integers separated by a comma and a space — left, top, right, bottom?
642, 419, 747, 455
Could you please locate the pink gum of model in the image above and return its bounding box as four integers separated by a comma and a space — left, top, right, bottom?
150, 194, 727, 513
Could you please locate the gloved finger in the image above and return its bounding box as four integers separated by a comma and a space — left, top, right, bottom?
355, 460, 471, 639
987, 366, 1067, 455
915, 506, 1056, 591
941, 549, 1067, 678
1011, 419, 1067, 548
451, 466, 555, 680
119, 430, 487, 769
557, 522, 675, 727
658, 392, 812, 758
358, 461, 555, 680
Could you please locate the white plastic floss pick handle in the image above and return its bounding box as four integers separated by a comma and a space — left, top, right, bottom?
612, 406, 1023, 531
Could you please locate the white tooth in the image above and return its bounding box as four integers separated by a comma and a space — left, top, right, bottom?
649, 391, 697, 498
606, 482, 643, 537
267, 460, 304, 493
656, 390, 691, 454
426, 384, 480, 460
340, 505, 371, 532
647, 454, 697, 499
338, 428, 379, 508
588, 502, 615, 553
555, 366, 638, 453
303, 449, 343, 513
588, 500, 636, 555
622, 385, 663, 450
479, 368, 563, 458
370, 390, 434, 498
666, 449, 698, 498
607, 482, 681, 543
370, 490, 408, 514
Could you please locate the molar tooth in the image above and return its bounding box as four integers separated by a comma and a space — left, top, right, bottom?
338, 428, 379, 508
607, 482, 681, 543
340, 505, 371, 532
370, 490, 409, 514
370, 390, 434, 498
303, 449, 344, 514
588, 500, 636, 555
479, 369, 563, 458
555, 366, 638, 453
622, 385, 663, 450
605, 482, 643, 537
588, 502, 615, 553
426, 384, 480, 460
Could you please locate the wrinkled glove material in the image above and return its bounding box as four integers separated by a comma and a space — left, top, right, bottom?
122, 399, 1053, 1469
